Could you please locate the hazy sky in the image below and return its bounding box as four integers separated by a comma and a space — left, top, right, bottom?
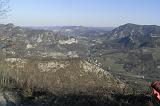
4, 0, 160, 27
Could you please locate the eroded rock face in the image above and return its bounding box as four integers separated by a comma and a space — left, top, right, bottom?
0, 24, 90, 59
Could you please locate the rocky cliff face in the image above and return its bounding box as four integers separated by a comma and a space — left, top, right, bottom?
0, 24, 89, 59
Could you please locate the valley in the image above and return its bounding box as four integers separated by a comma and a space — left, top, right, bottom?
0, 23, 160, 105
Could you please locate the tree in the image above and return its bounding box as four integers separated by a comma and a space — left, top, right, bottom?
0, 0, 9, 19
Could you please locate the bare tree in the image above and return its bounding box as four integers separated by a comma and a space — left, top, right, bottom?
0, 0, 9, 19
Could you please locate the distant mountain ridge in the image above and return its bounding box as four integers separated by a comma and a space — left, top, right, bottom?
0, 23, 90, 58
1, 23, 160, 59
25, 26, 114, 38
102, 23, 160, 48
109, 23, 160, 39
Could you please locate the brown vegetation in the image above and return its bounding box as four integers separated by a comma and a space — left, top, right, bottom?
0, 57, 128, 95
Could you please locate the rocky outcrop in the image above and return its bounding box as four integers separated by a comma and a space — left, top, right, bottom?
0, 24, 88, 59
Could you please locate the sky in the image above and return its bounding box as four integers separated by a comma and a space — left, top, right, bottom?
3, 0, 160, 27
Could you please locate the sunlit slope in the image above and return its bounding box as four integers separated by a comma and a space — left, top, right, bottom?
0, 58, 130, 95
